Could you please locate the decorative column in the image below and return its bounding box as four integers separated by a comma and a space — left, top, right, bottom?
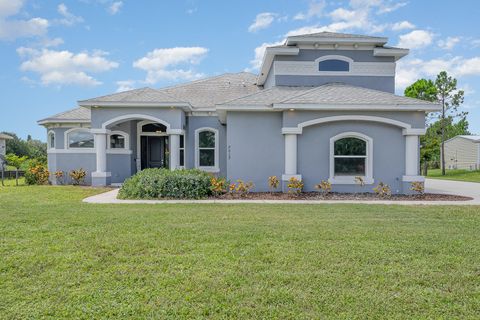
167, 129, 183, 171
169, 134, 180, 170
402, 129, 424, 182
91, 129, 111, 186
281, 128, 302, 184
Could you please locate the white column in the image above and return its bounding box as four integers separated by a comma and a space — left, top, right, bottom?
403, 134, 423, 182
169, 134, 180, 170
94, 131, 108, 173
284, 134, 297, 175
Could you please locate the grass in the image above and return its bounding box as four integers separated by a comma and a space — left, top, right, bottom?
0, 185, 479, 318
428, 168, 480, 183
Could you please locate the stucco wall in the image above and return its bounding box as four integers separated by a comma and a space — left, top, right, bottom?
298, 121, 406, 193
227, 112, 284, 191
186, 116, 227, 176
275, 49, 395, 63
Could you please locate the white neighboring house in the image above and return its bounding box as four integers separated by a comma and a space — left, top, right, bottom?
0, 133, 13, 168
443, 135, 480, 170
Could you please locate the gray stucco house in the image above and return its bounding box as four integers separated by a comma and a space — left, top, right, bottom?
38, 32, 440, 193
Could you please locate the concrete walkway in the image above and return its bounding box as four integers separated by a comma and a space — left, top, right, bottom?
83, 179, 480, 205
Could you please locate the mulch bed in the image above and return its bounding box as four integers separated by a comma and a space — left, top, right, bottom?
209, 192, 472, 201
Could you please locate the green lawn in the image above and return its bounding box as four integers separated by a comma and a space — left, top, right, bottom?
428, 168, 480, 183
1, 185, 479, 319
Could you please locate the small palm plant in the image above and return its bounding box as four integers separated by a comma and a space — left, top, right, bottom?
268, 176, 279, 194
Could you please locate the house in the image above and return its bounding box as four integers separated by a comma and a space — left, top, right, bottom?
0, 133, 13, 168
443, 135, 480, 170
38, 32, 441, 193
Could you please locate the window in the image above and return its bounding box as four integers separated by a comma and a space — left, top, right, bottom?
334, 138, 366, 176
142, 123, 167, 133
67, 129, 94, 149
110, 134, 125, 149
319, 59, 350, 72
329, 132, 373, 184
179, 135, 185, 167
195, 128, 218, 171
48, 131, 55, 149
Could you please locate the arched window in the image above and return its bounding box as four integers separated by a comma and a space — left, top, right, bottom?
316, 55, 352, 73
195, 128, 219, 172
108, 131, 129, 149
48, 131, 55, 149
66, 129, 94, 149
329, 132, 373, 184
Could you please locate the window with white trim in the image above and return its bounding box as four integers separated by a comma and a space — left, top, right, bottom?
334, 137, 366, 176
319, 59, 350, 72
109, 134, 126, 149
67, 129, 94, 149
195, 128, 218, 171
329, 132, 373, 184
48, 131, 55, 149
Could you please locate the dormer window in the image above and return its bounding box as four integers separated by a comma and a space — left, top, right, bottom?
316, 55, 352, 73
319, 59, 349, 72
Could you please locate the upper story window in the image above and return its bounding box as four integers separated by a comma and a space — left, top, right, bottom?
48, 131, 55, 149
67, 129, 94, 149
319, 59, 350, 72
316, 55, 352, 73
195, 127, 219, 172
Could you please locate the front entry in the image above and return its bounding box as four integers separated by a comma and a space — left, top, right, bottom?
140, 136, 169, 169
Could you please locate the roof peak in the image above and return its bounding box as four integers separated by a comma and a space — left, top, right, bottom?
285, 31, 388, 46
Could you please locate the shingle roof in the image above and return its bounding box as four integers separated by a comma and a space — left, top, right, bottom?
219, 83, 439, 108
288, 31, 387, 40
0, 133, 13, 140
78, 87, 184, 105
38, 107, 91, 124
158, 72, 259, 109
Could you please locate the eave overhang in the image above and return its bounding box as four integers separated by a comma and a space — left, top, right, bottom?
257, 47, 300, 86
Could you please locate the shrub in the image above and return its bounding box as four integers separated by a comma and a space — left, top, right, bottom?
54, 170, 65, 185
210, 176, 229, 196
410, 181, 425, 195
25, 162, 50, 185
268, 176, 280, 193
70, 168, 87, 186
373, 182, 392, 198
118, 168, 212, 199
355, 176, 366, 187
315, 180, 332, 194
235, 179, 254, 197
287, 177, 303, 194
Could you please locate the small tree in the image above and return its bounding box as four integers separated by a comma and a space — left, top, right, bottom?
5, 153, 28, 186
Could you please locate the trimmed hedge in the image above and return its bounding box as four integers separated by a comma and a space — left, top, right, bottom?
118, 168, 212, 199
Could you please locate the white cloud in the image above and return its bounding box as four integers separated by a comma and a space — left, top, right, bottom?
391, 20, 415, 31
294, 0, 325, 20
133, 47, 208, 84
108, 1, 123, 15
248, 12, 276, 33
0, 0, 49, 40
397, 30, 434, 49
245, 40, 284, 72
56, 3, 83, 26
437, 36, 460, 50
17, 47, 118, 86
376, 1, 407, 14
116, 80, 135, 92
396, 56, 480, 90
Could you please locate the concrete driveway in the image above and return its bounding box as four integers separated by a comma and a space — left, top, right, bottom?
425, 178, 480, 203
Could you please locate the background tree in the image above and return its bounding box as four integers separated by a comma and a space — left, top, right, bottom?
5, 154, 28, 186
1, 132, 47, 164
404, 71, 465, 175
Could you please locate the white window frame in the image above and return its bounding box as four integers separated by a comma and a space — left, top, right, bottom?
195, 127, 219, 173
107, 130, 130, 152
64, 128, 95, 150
47, 130, 55, 150
329, 132, 373, 185
315, 55, 353, 76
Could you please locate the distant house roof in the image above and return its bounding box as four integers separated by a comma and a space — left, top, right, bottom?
37, 107, 91, 125
219, 83, 440, 108
450, 135, 480, 143
0, 133, 13, 140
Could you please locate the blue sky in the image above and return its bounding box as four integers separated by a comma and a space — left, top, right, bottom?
1, 0, 479, 140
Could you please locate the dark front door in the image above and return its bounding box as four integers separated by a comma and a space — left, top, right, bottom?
141, 136, 169, 169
